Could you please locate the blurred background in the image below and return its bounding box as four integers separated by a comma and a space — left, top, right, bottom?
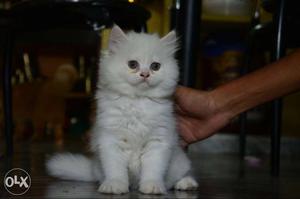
1, 1, 300, 198
0, 0, 299, 154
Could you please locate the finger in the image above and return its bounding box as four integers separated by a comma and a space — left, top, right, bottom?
176, 116, 199, 143
179, 139, 189, 151
174, 104, 186, 115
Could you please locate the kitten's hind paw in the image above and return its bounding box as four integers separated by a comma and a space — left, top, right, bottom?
98, 179, 129, 194
139, 180, 166, 194
175, 176, 198, 191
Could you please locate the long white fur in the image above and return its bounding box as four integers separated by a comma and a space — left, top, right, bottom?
46, 153, 101, 182
46, 25, 198, 194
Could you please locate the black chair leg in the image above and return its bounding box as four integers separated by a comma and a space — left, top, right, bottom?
271, 100, 282, 176
2, 30, 14, 156
239, 26, 256, 159
271, 0, 287, 177
178, 0, 201, 87
239, 113, 247, 159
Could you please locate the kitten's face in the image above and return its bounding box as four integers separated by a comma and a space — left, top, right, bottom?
123, 59, 162, 88
100, 26, 179, 98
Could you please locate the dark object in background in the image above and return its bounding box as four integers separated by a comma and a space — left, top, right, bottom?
240, 0, 293, 176
1, 0, 150, 156
202, 34, 245, 90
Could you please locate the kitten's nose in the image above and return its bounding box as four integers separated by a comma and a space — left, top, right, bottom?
140, 72, 150, 78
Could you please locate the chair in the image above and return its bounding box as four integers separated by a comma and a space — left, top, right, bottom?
239, 0, 299, 176
171, 0, 290, 176
1, 0, 150, 156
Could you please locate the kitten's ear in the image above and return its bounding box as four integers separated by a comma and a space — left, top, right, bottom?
108, 25, 127, 53
161, 30, 178, 55
160, 30, 177, 45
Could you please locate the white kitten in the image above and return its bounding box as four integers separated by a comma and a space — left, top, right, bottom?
46, 25, 198, 194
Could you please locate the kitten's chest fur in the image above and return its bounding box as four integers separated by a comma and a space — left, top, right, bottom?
118, 98, 152, 133
96, 91, 175, 148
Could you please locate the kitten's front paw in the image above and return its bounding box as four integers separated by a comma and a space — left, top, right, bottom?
98, 179, 129, 194
175, 176, 198, 191
139, 180, 166, 194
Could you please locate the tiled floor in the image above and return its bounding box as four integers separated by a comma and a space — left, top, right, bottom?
1, 139, 300, 199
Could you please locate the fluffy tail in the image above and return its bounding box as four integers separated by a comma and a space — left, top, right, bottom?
46, 153, 101, 182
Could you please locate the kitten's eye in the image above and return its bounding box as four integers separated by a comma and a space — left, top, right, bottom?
128, 60, 139, 70
150, 62, 161, 71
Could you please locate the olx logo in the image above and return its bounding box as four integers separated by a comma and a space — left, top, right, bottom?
4, 168, 31, 195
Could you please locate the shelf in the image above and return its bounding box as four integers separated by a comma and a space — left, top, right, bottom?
200, 14, 251, 34
202, 14, 251, 24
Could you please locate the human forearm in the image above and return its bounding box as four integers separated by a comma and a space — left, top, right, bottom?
211, 49, 300, 120
175, 50, 300, 143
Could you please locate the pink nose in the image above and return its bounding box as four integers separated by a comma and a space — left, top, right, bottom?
140, 72, 150, 78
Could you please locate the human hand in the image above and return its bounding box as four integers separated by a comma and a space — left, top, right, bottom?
175, 86, 231, 147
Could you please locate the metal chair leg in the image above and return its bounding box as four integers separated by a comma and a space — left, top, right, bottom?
2, 30, 14, 156
239, 113, 247, 159
271, 100, 282, 176
271, 0, 287, 177
239, 22, 257, 159
177, 0, 201, 87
